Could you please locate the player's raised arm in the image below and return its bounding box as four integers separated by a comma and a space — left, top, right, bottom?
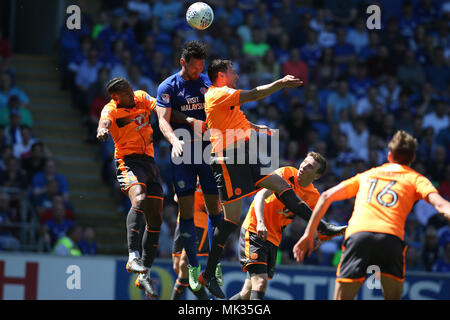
239, 75, 303, 105
293, 182, 350, 262
155, 106, 184, 157
427, 193, 450, 221
96, 118, 111, 142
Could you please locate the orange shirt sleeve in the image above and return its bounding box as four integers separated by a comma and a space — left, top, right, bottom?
340, 173, 361, 199
207, 86, 241, 108
100, 102, 116, 122
415, 174, 438, 202
136, 90, 157, 112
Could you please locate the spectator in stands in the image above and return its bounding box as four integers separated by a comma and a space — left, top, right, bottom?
128, 63, 156, 95
32, 159, 69, 203
152, 0, 183, 33
256, 49, 280, 84
346, 18, 369, 54
0, 95, 33, 128
97, 9, 138, 54
21, 141, 47, 184
348, 62, 374, 100
0, 156, 28, 195
282, 48, 308, 86
312, 47, 338, 89
333, 27, 356, 72
243, 28, 270, 61
0, 192, 20, 251
318, 19, 337, 49
0, 72, 29, 110
432, 242, 450, 272
53, 225, 82, 256
39, 193, 74, 224
326, 79, 356, 124
13, 126, 35, 159
396, 49, 426, 93
43, 196, 75, 246
425, 47, 450, 93
422, 226, 440, 272
398, 0, 419, 39
74, 48, 103, 112
423, 99, 449, 137
78, 226, 98, 255
300, 28, 322, 68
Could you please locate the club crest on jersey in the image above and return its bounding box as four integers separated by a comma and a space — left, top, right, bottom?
161, 93, 170, 104
200, 87, 207, 95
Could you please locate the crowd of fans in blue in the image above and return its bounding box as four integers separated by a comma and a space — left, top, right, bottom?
1, 0, 449, 273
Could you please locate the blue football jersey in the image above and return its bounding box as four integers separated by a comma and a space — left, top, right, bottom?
156, 72, 211, 135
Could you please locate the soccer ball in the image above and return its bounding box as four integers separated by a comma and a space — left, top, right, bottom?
186, 2, 214, 30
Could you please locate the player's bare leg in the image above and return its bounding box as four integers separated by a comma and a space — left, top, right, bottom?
125, 184, 147, 274
333, 281, 362, 300
257, 174, 346, 240
230, 278, 252, 300
380, 275, 403, 300
200, 199, 242, 299
250, 273, 268, 300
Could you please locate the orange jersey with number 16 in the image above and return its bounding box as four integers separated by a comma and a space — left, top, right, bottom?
341, 163, 438, 241
100, 90, 156, 159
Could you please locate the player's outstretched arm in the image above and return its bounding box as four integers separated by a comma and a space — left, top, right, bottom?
155, 106, 184, 157
239, 75, 303, 105
293, 183, 349, 262
428, 193, 450, 222
96, 119, 111, 142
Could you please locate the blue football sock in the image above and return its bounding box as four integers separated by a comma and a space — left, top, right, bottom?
179, 217, 199, 267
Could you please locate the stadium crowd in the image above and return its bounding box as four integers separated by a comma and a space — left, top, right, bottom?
0, 27, 98, 255
21, 0, 447, 272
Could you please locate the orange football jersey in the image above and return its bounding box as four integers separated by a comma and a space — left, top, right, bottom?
204, 85, 251, 152
341, 163, 438, 240
242, 166, 320, 246
100, 90, 156, 159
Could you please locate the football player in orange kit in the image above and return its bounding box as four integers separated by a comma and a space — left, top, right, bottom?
198, 59, 346, 298
293, 130, 450, 300
97, 77, 163, 298
230, 152, 328, 300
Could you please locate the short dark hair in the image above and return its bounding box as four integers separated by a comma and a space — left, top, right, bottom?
207, 59, 233, 83
181, 40, 207, 62
106, 77, 131, 93
307, 151, 327, 176
388, 130, 418, 165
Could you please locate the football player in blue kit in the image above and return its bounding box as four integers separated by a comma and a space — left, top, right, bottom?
155, 40, 223, 291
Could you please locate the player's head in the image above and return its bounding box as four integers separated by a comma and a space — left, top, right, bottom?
207, 59, 238, 88
180, 40, 207, 80
388, 130, 418, 166
297, 152, 327, 186
106, 77, 135, 107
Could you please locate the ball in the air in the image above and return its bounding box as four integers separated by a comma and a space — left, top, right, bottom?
186, 2, 214, 30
